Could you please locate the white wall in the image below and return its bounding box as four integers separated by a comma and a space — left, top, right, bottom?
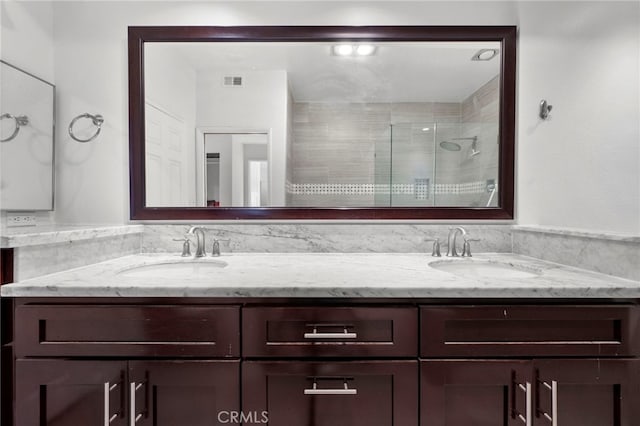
42, 1, 639, 234
1, 1, 54, 82
515, 2, 640, 234
196, 70, 288, 205
1, 0, 55, 226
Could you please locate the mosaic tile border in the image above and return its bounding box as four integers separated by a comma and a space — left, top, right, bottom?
286, 181, 488, 196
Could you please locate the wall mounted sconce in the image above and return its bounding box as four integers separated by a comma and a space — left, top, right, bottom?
539, 100, 553, 120
69, 113, 104, 142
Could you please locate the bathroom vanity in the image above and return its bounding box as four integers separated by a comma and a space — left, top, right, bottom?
2, 253, 639, 426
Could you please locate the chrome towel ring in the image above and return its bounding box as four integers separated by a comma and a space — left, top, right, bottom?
1, 113, 30, 142
69, 113, 104, 142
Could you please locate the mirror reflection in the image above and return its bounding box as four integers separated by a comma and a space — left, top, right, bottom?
0, 60, 55, 211
144, 41, 501, 208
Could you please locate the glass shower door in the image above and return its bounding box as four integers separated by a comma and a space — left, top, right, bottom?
387, 123, 436, 207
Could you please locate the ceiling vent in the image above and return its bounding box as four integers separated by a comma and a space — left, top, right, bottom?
223, 76, 243, 87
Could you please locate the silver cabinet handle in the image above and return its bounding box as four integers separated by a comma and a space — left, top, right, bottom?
516, 382, 532, 426
541, 380, 558, 426
104, 382, 119, 425
304, 379, 357, 395
130, 382, 144, 425
304, 325, 357, 339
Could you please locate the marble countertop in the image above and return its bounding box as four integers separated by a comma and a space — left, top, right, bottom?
1, 252, 638, 298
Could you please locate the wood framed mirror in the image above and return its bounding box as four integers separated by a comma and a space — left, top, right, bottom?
129, 26, 515, 220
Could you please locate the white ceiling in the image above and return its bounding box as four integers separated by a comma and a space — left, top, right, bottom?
150, 41, 501, 103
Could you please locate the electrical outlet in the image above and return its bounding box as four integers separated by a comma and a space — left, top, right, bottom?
6, 212, 37, 227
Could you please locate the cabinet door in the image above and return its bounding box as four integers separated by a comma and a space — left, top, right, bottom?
129, 360, 239, 426
534, 359, 640, 426
16, 359, 127, 426
243, 361, 418, 426
421, 360, 531, 426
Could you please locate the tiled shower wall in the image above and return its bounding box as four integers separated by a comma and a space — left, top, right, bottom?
288, 75, 499, 207
455, 75, 500, 207
290, 101, 460, 206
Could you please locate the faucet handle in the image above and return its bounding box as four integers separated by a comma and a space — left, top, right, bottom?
211, 238, 231, 257
173, 237, 192, 257
424, 238, 442, 257
461, 237, 480, 257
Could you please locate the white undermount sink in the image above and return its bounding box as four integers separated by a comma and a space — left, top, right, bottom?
429, 259, 541, 280
117, 259, 228, 279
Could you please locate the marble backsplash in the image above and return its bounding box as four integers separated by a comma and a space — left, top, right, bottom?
142, 224, 513, 255
13, 233, 142, 281
3, 223, 638, 283
512, 226, 640, 281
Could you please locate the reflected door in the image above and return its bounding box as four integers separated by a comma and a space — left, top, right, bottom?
145, 102, 191, 207
201, 133, 269, 207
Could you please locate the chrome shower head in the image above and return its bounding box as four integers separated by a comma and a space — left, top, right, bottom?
439, 136, 479, 156
439, 140, 462, 151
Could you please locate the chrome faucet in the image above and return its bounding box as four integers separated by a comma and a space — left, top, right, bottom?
187, 226, 206, 257
446, 226, 467, 257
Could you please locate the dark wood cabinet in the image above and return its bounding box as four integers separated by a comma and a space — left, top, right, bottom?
533, 359, 639, 426
243, 361, 418, 426
15, 304, 240, 357
421, 305, 640, 357
421, 360, 531, 426
421, 359, 640, 426
7, 299, 640, 426
243, 306, 417, 358
16, 360, 127, 426
15, 359, 239, 426
129, 360, 240, 426
420, 305, 640, 426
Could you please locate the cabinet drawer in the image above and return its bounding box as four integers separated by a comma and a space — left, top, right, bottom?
421, 305, 640, 357
15, 304, 240, 357
243, 307, 417, 357
243, 360, 418, 426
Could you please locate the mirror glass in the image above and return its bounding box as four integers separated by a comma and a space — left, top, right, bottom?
0, 60, 55, 211
130, 26, 516, 220
144, 41, 502, 209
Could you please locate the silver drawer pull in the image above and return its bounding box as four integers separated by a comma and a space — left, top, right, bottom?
103, 383, 110, 426
130, 382, 145, 425
516, 382, 532, 426
104, 382, 120, 426
304, 326, 357, 339
304, 380, 357, 395
540, 380, 558, 426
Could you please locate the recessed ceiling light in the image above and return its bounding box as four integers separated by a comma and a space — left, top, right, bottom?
422, 127, 430, 132
333, 44, 354, 56
471, 48, 499, 61
332, 44, 377, 57
355, 44, 376, 56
